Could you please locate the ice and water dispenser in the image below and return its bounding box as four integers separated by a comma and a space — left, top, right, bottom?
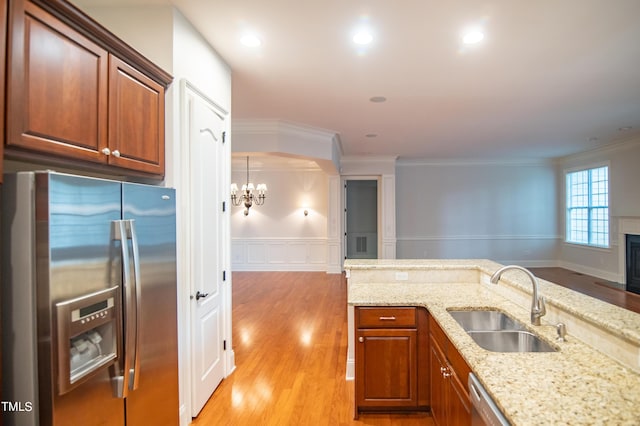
55, 286, 120, 394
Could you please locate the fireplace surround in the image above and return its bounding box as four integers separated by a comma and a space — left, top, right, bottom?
618, 217, 640, 294
627, 235, 640, 294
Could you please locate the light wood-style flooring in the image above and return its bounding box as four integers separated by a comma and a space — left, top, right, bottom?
190, 271, 432, 425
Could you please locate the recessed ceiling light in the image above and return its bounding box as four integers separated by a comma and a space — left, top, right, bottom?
462, 29, 484, 45
353, 30, 373, 45
240, 34, 262, 47
369, 96, 386, 103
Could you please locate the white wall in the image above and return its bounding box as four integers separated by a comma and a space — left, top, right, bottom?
556, 138, 640, 282
395, 159, 559, 265
231, 167, 329, 271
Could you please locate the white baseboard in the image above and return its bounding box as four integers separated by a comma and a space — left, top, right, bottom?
345, 357, 355, 381
557, 260, 622, 284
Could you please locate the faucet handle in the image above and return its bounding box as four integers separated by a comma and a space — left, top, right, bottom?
538, 296, 546, 316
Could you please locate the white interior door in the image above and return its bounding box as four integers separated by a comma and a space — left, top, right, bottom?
188, 88, 226, 416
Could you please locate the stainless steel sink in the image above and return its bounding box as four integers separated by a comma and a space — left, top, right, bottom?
447, 309, 557, 353
467, 330, 557, 353
448, 309, 525, 331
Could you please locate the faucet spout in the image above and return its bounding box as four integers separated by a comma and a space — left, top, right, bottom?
490, 265, 546, 326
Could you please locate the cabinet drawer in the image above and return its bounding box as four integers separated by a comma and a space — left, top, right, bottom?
357, 307, 416, 328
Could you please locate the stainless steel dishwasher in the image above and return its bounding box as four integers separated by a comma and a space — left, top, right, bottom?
468, 373, 511, 426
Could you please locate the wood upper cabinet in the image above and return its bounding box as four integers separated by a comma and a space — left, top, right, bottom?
354, 307, 429, 417
5, 0, 171, 178
108, 55, 164, 175
7, 0, 108, 163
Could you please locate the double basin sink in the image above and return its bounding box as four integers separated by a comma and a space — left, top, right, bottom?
448, 309, 557, 353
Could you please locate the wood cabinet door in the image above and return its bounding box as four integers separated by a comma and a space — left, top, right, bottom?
7, 0, 108, 162
449, 369, 472, 426
0, 0, 7, 183
108, 55, 165, 175
429, 334, 447, 426
355, 328, 418, 408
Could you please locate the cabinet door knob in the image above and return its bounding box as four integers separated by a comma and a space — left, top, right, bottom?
358, 336, 364, 343
112, 150, 121, 158
101, 147, 111, 155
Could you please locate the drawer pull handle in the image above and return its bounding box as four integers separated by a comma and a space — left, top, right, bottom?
358, 336, 364, 343
379, 316, 396, 321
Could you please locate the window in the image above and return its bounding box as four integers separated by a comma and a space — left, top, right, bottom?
566, 165, 609, 247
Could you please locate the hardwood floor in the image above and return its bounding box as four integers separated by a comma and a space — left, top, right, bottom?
530, 267, 640, 314
190, 272, 433, 425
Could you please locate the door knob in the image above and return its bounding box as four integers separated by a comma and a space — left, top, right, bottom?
195, 291, 209, 301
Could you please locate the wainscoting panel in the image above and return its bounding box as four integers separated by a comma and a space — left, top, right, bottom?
232, 238, 328, 271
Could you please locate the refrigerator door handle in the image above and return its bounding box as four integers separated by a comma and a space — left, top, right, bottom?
127, 219, 142, 391
111, 220, 133, 398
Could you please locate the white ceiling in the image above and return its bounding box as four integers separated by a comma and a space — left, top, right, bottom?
77, 0, 640, 161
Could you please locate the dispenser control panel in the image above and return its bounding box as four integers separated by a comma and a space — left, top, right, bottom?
55, 286, 120, 395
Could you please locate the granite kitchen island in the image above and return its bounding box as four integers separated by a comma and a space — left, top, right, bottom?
345, 259, 640, 425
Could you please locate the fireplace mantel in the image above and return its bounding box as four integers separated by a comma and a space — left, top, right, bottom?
618, 217, 640, 286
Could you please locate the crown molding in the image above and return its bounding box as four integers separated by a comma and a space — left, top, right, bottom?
396, 157, 555, 167
555, 136, 640, 165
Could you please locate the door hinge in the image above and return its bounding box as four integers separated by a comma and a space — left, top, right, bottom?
223, 270, 226, 281
222, 201, 226, 212
223, 340, 227, 350
222, 131, 226, 143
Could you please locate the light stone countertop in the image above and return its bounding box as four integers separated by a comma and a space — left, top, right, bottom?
345, 259, 640, 426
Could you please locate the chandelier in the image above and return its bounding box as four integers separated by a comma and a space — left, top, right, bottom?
230, 156, 267, 216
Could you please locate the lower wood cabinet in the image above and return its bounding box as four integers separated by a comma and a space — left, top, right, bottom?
429, 315, 472, 426
354, 306, 429, 417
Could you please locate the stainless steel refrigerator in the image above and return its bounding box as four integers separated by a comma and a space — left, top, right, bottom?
2, 171, 179, 426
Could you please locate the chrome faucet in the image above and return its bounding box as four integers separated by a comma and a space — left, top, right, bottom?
490, 265, 546, 326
